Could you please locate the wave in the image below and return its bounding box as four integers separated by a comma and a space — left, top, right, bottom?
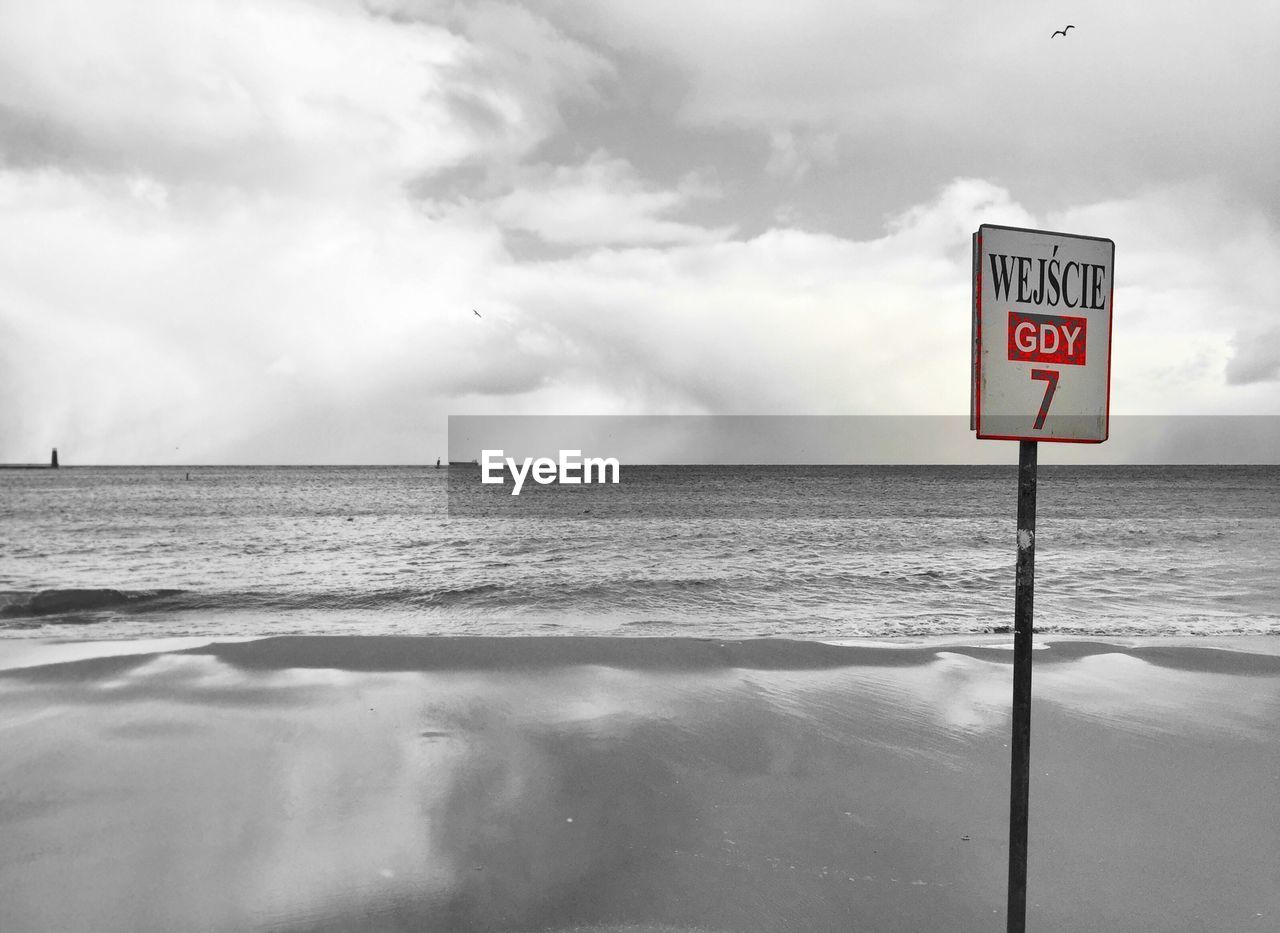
0, 576, 746, 630
0, 588, 188, 619
0, 582, 536, 620
3, 582, 1276, 640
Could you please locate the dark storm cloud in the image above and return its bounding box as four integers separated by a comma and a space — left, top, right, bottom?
532, 1, 1280, 232
1227, 330, 1280, 386
0, 106, 93, 171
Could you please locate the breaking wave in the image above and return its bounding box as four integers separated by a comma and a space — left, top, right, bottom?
0, 588, 188, 619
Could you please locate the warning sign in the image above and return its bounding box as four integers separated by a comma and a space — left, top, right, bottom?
972, 224, 1114, 442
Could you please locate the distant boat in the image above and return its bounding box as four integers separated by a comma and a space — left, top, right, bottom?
448, 460, 478, 466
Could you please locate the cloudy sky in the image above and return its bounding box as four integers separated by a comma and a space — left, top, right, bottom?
1, 0, 1277, 463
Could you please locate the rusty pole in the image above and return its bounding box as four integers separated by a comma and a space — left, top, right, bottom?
1007, 439, 1037, 933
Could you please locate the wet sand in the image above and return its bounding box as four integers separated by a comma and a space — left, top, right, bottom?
1, 636, 1278, 932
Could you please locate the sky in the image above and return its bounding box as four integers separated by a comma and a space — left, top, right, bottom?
0, 0, 1277, 464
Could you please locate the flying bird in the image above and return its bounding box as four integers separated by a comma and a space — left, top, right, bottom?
472, 309, 481, 318
1051, 25, 1075, 37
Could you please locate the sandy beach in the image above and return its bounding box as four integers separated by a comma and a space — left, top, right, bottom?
1, 636, 1277, 932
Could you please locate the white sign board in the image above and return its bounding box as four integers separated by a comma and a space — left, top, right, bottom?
972, 224, 1114, 442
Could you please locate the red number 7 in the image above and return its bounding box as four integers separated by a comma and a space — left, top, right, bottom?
1031, 369, 1059, 430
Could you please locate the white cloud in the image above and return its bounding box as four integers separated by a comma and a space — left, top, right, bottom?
483, 178, 1011, 416
0, 1, 1275, 464
0, 167, 508, 461
4, 158, 1277, 463
1050, 183, 1280, 406
485, 177, 1280, 420
0, 0, 612, 462
0, 0, 610, 192
483, 153, 729, 245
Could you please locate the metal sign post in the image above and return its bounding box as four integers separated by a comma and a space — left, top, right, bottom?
1007, 439, 1037, 933
971, 224, 1114, 933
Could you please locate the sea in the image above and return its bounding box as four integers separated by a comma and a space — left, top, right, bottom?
2, 465, 1277, 640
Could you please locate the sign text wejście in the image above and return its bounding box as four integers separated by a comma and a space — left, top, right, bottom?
986, 249, 1108, 310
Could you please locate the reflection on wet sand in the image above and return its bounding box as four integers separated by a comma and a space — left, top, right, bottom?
1, 637, 1278, 932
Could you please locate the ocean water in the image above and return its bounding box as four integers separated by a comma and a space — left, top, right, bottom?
1, 465, 1277, 639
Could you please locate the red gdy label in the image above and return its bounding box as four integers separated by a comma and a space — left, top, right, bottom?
1007, 311, 1087, 366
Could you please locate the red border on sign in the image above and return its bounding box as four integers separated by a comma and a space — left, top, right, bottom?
974, 224, 1113, 444
975, 229, 983, 433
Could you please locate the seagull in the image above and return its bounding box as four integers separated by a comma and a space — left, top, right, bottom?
472, 309, 481, 318
1051, 25, 1075, 37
